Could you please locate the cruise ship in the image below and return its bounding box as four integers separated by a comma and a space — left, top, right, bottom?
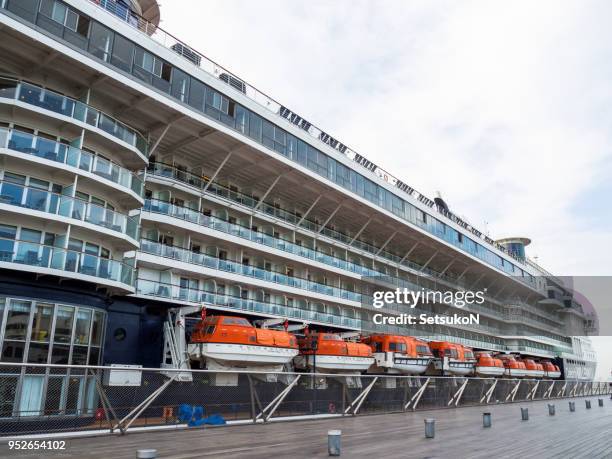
0, 0, 597, 415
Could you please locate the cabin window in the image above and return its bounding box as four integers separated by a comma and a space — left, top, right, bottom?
204, 326, 215, 335
416, 345, 429, 355
373, 342, 382, 352
464, 351, 474, 359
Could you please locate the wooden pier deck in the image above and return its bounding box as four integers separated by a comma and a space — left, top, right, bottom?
2, 396, 611, 459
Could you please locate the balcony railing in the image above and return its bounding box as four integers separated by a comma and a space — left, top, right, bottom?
136, 279, 361, 329
0, 237, 134, 287
139, 239, 362, 303
143, 198, 385, 278
146, 162, 473, 288
0, 127, 144, 197
0, 180, 140, 242
0, 77, 148, 156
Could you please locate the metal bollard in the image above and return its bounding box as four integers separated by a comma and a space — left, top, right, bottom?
599, 399, 604, 407
521, 408, 529, 421
483, 412, 492, 428
569, 401, 575, 412
136, 450, 157, 459
548, 404, 555, 416
586, 400, 591, 409
328, 430, 341, 456
424, 419, 435, 439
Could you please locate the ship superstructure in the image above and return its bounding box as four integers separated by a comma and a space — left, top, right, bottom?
0, 0, 596, 415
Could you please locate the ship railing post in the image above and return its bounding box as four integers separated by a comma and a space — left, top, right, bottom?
344, 376, 378, 416
88, 368, 122, 434
117, 371, 180, 433
448, 378, 469, 407
404, 377, 430, 411
480, 379, 498, 404
505, 380, 521, 402
256, 374, 302, 422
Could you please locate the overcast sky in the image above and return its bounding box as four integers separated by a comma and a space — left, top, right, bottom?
160, 1, 612, 375
160, 0, 612, 277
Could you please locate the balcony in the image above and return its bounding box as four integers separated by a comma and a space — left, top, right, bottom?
0, 127, 143, 202
0, 77, 148, 162
139, 238, 362, 303
142, 198, 382, 278
135, 279, 361, 329
0, 238, 134, 292
0, 180, 140, 247
146, 163, 472, 288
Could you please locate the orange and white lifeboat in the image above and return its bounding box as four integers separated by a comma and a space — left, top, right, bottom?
521, 358, 545, 379
362, 334, 432, 375
542, 361, 561, 379
428, 342, 476, 376
294, 331, 374, 373
474, 352, 505, 377
188, 315, 298, 372
498, 354, 527, 378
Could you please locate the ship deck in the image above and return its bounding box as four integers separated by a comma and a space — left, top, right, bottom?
2, 395, 611, 459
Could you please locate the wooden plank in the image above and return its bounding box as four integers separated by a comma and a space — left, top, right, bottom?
1, 396, 611, 459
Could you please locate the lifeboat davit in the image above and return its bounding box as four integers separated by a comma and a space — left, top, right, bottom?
474, 352, 505, 377
294, 331, 374, 373
362, 334, 432, 375
498, 354, 527, 378
521, 358, 545, 379
541, 361, 561, 379
188, 315, 299, 372
428, 342, 476, 376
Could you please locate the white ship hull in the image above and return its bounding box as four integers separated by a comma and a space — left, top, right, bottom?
294, 354, 374, 372
475, 366, 506, 377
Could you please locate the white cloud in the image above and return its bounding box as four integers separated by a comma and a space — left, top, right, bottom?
161, 0, 612, 276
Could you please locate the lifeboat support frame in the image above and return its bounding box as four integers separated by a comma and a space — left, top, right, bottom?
254, 374, 303, 422
557, 382, 567, 397
526, 380, 540, 400
479, 379, 498, 404
344, 376, 379, 415
404, 378, 430, 411
505, 380, 521, 402
543, 381, 556, 399
448, 379, 469, 407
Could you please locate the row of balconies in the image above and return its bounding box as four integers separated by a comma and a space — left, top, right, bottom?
0, 178, 140, 245
0, 127, 144, 201
135, 278, 361, 330
0, 236, 134, 288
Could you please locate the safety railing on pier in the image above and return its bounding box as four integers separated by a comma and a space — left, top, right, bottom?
0, 362, 609, 438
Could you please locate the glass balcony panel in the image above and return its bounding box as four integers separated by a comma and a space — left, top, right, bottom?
0, 78, 147, 155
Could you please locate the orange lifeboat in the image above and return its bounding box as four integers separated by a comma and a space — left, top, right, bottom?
498, 354, 527, 378
294, 331, 374, 373
520, 358, 545, 379
188, 315, 298, 371
362, 335, 432, 375
428, 342, 476, 376
474, 352, 505, 377
541, 361, 560, 378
